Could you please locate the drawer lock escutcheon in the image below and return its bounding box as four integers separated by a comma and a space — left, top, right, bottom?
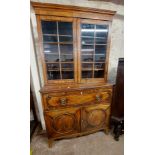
96, 95, 101, 102
47, 95, 52, 100
60, 98, 67, 105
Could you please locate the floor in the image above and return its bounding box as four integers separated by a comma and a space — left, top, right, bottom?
31, 127, 124, 155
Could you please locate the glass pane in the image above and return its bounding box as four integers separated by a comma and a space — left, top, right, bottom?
82, 71, 92, 78
96, 25, 108, 38
62, 71, 74, 79
82, 55, 93, 62
80, 23, 108, 80
44, 54, 59, 62
47, 71, 60, 80
41, 21, 57, 34
82, 63, 93, 69
43, 44, 58, 54
94, 63, 105, 69
60, 44, 73, 54
58, 22, 72, 35
81, 45, 94, 54
61, 54, 73, 62
61, 63, 74, 70
46, 63, 59, 71
81, 37, 94, 45
59, 36, 73, 42
43, 35, 57, 42
95, 37, 107, 44
95, 45, 106, 54
81, 24, 95, 37
95, 54, 105, 62
94, 70, 104, 78
42, 21, 74, 80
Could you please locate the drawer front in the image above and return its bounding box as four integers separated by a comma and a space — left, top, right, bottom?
44, 107, 81, 138
42, 88, 112, 109
81, 104, 110, 132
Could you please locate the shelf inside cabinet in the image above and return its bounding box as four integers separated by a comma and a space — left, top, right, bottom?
81, 43, 107, 46
48, 69, 73, 71
46, 62, 74, 64
45, 53, 73, 56
43, 34, 72, 37
47, 69, 60, 71
62, 69, 74, 71
42, 42, 73, 44
81, 36, 108, 39
82, 68, 93, 71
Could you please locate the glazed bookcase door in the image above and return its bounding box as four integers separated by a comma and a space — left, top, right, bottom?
81, 104, 110, 132
77, 19, 111, 83
37, 16, 77, 84
44, 107, 81, 138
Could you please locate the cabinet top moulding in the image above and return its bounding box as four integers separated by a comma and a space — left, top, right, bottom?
40, 83, 113, 94
31, 2, 116, 21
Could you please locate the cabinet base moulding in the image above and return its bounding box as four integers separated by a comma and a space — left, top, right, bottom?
47, 128, 109, 148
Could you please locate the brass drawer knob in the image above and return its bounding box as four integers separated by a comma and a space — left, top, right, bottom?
96, 95, 101, 102
47, 95, 52, 100
60, 98, 67, 105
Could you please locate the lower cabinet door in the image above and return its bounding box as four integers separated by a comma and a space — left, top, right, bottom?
81, 104, 110, 132
44, 107, 81, 138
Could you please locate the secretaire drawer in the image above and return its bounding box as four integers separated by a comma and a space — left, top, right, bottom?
42, 88, 112, 109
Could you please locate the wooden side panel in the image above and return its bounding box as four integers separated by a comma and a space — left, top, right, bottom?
44, 107, 81, 138
81, 104, 110, 132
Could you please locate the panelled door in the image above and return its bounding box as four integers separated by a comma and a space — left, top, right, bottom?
44, 107, 81, 138
81, 104, 110, 132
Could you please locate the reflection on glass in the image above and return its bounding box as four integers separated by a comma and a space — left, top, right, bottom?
94, 70, 104, 78
47, 71, 60, 80
82, 55, 93, 62
96, 25, 108, 38
95, 45, 106, 54
81, 37, 94, 45
82, 63, 93, 69
62, 71, 74, 79
46, 63, 59, 70
94, 63, 104, 69
81, 24, 95, 37
43, 35, 57, 42
59, 36, 72, 42
58, 22, 72, 35
44, 54, 59, 62
60, 44, 73, 54
62, 63, 73, 70
81, 45, 94, 54
95, 54, 105, 62
95, 37, 107, 44
82, 71, 92, 78
61, 55, 73, 62
43, 44, 58, 54
41, 21, 57, 34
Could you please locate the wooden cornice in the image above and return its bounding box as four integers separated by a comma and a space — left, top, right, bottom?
31, 2, 116, 21
31, 2, 116, 16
